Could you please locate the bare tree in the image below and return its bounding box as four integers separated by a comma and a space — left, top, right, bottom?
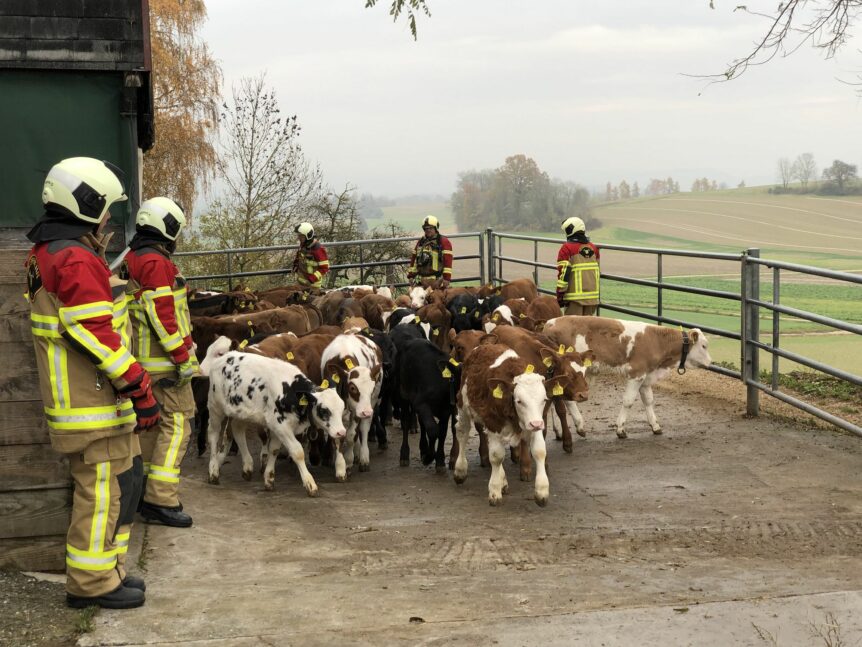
194, 75, 322, 277
778, 157, 794, 189
792, 152, 818, 190
702, 1, 862, 90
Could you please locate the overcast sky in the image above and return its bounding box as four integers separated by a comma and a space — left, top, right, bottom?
201, 1, 862, 197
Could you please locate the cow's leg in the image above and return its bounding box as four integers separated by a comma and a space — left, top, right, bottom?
477, 425, 490, 468
206, 407, 227, 485
333, 438, 348, 482
357, 417, 372, 472
415, 404, 439, 467
343, 419, 357, 468
639, 383, 662, 434
230, 421, 255, 481
435, 410, 450, 473
272, 427, 318, 497
399, 403, 411, 466
616, 378, 644, 438
263, 434, 283, 491
453, 408, 472, 484
518, 436, 532, 481
554, 398, 574, 453
448, 422, 460, 471
486, 433, 507, 506
566, 400, 586, 438
531, 428, 550, 507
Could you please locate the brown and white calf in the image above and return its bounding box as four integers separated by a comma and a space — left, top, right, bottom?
482, 298, 530, 333
453, 343, 551, 507
519, 295, 563, 333
543, 316, 712, 438
320, 333, 383, 476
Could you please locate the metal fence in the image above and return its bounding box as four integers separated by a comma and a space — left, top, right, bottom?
488, 229, 862, 438
175, 231, 486, 289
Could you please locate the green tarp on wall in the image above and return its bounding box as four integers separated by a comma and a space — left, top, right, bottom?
0, 70, 138, 241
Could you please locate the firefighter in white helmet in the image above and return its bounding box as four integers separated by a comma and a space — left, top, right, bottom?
292, 222, 330, 288
26, 157, 158, 609
118, 197, 198, 528
556, 216, 600, 316
407, 215, 453, 288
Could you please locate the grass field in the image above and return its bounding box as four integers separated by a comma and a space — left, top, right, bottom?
365, 202, 456, 234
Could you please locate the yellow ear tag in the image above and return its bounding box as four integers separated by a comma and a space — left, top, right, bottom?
525, 364, 535, 373
566, 346, 574, 353
320, 379, 329, 389
492, 313, 499, 322
543, 356, 553, 367
519, 313, 526, 319
331, 373, 341, 383
558, 344, 565, 355
460, 307, 467, 314
432, 328, 439, 336
299, 395, 308, 406
492, 385, 504, 399
552, 384, 564, 396
286, 351, 294, 360
238, 339, 249, 349
247, 320, 253, 327
442, 367, 452, 378
583, 358, 593, 367
448, 358, 460, 367
414, 315, 421, 323
344, 358, 354, 370
473, 311, 480, 319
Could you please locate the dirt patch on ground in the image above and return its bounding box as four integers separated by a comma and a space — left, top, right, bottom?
0, 570, 81, 647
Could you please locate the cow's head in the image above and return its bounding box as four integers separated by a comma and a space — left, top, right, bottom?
684, 329, 712, 370
309, 386, 348, 439
323, 358, 378, 419
409, 285, 429, 309
199, 335, 235, 377
490, 370, 547, 432
448, 295, 480, 333
450, 330, 485, 363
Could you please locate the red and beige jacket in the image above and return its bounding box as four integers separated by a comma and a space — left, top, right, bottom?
294, 241, 330, 288
556, 241, 600, 305
26, 238, 142, 453
407, 234, 453, 281
120, 246, 195, 376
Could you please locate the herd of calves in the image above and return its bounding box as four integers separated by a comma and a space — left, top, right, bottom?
189, 278, 712, 507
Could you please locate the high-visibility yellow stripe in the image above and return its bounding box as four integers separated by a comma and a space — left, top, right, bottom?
89, 462, 110, 554
45, 401, 135, 430
115, 531, 130, 554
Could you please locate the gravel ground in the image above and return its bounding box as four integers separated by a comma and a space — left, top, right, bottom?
0, 570, 80, 647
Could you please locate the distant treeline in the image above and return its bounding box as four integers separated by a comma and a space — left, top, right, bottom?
774, 155, 860, 195
451, 154, 596, 232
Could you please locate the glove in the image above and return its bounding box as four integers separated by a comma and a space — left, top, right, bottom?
122, 372, 161, 432
176, 357, 198, 387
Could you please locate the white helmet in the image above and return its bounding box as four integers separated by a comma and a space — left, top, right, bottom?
136, 197, 186, 241
42, 157, 127, 224
422, 215, 439, 229
295, 222, 315, 239
561, 217, 586, 237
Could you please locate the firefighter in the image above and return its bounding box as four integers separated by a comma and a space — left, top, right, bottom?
292, 222, 330, 288
26, 157, 159, 609
556, 217, 601, 316
407, 215, 453, 288
119, 197, 197, 528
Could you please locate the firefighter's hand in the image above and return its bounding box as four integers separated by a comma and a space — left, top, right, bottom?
122, 373, 161, 432
176, 357, 198, 387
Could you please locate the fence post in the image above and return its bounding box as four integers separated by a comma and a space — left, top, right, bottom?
533, 239, 539, 287
486, 228, 495, 285
742, 248, 760, 416
657, 253, 663, 325
226, 251, 233, 290
478, 231, 486, 285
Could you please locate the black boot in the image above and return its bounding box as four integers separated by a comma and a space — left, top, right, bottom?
139, 501, 193, 528
122, 575, 146, 591
67, 584, 145, 609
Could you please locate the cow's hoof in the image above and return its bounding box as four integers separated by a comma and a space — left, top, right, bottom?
207, 474, 219, 485
480, 459, 490, 468
399, 457, 410, 467
502, 483, 510, 494
652, 426, 663, 435
378, 442, 388, 451
519, 472, 531, 482
359, 463, 370, 473
242, 469, 252, 482
488, 495, 502, 506
435, 464, 447, 475
576, 428, 587, 438
335, 473, 348, 483
264, 482, 274, 492
535, 495, 548, 508
305, 486, 319, 498
453, 472, 467, 485
563, 442, 573, 454
616, 429, 628, 439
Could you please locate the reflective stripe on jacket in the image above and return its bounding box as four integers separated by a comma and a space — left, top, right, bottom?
121, 247, 196, 376
556, 241, 600, 305
407, 235, 453, 279
27, 240, 139, 453
295, 241, 330, 288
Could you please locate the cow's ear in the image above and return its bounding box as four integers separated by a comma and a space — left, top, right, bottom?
538, 346, 556, 368
488, 378, 512, 400
448, 328, 457, 343
534, 320, 546, 333
544, 374, 572, 397
520, 316, 535, 331
690, 330, 699, 342
479, 333, 498, 346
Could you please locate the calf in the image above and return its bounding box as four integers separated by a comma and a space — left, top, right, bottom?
483, 299, 529, 333
409, 285, 430, 309
321, 334, 383, 474
415, 301, 452, 351
447, 292, 481, 333
398, 339, 460, 471
453, 344, 550, 506
199, 337, 347, 495
519, 295, 563, 332
543, 316, 712, 438
360, 293, 396, 330
499, 278, 538, 303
